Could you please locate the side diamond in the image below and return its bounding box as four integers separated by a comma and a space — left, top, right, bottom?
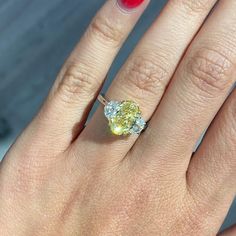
130, 117, 146, 134
104, 101, 121, 120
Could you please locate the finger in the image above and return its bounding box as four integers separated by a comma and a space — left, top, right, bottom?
186, 89, 236, 231
136, 0, 236, 173
220, 225, 236, 236
77, 0, 218, 162
18, 0, 150, 154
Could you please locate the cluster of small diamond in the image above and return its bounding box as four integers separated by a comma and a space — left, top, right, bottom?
104, 100, 146, 136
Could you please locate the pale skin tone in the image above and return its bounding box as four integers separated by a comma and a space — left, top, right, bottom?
0, 0, 236, 235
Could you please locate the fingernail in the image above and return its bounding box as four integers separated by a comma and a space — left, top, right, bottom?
118, 0, 145, 10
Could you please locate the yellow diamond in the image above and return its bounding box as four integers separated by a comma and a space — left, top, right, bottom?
109, 101, 141, 136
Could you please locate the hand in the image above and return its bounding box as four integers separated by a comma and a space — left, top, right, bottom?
1, 0, 236, 235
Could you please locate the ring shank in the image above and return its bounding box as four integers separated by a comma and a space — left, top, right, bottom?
98, 94, 109, 106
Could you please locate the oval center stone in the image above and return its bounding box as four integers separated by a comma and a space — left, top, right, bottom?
108, 101, 141, 135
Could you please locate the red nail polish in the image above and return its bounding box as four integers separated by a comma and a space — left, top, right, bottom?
118, 0, 145, 9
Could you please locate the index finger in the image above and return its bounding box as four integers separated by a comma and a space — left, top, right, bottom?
21, 0, 150, 155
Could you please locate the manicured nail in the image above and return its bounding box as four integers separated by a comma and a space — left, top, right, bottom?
118, 0, 145, 10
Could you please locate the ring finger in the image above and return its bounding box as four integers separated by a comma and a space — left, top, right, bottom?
78, 0, 218, 163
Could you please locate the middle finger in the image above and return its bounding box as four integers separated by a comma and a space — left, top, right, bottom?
136, 0, 236, 174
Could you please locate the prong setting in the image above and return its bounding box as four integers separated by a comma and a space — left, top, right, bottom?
103, 99, 146, 136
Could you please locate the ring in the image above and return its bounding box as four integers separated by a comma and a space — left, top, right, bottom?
98, 94, 147, 136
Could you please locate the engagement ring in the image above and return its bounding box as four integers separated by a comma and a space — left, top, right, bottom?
98, 94, 146, 136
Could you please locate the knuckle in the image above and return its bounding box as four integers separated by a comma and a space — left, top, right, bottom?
57, 63, 99, 102
123, 54, 169, 97
7, 155, 51, 194
186, 47, 234, 97
183, 188, 218, 235
182, 197, 213, 235
180, 0, 211, 13
120, 176, 155, 214
89, 14, 123, 46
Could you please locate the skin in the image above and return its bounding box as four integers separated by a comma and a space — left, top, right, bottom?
0, 0, 236, 235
